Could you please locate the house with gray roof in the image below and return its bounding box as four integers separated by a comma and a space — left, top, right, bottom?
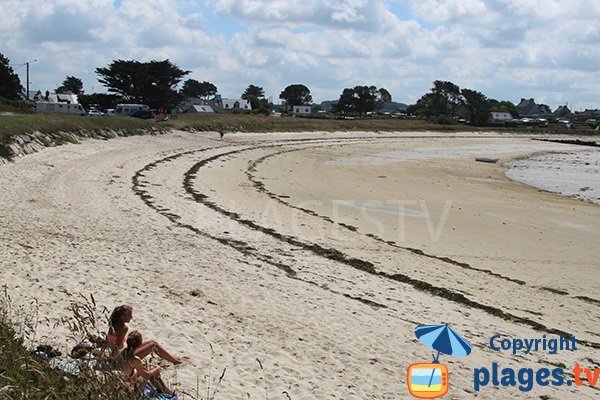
489, 112, 515, 125
516, 98, 551, 116
553, 105, 572, 118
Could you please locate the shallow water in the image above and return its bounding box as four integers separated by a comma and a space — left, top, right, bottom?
506, 150, 600, 204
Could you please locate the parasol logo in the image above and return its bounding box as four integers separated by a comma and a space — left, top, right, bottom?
407, 324, 472, 399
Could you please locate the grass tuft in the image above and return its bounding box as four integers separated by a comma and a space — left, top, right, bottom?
0, 288, 151, 399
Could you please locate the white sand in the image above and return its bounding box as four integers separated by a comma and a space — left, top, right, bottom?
0, 130, 599, 399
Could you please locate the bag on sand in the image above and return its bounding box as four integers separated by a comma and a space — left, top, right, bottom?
142, 376, 178, 400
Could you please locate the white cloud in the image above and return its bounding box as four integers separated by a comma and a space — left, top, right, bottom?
1, 0, 599, 109
215, 0, 399, 32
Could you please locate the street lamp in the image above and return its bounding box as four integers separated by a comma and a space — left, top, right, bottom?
25, 59, 38, 100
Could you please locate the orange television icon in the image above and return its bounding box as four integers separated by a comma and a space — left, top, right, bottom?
407, 362, 449, 399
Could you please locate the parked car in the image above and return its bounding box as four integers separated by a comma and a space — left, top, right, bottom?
87, 109, 104, 116
130, 110, 154, 119
518, 117, 548, 127
558, 119, 573, 129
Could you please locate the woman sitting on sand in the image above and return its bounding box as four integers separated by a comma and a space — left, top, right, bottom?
123, 330, 177, 397
106, 304, 182, 365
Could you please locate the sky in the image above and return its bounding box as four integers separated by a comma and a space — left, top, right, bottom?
2, 0, 600, 110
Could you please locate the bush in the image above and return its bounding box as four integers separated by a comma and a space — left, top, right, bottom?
434, 115, 455, 125
0, 143, 11, 159
0, 97, 35, 112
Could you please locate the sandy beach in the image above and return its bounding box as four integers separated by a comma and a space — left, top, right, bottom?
1, 130, 599, 399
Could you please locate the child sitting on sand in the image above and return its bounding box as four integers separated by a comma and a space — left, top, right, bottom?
123, 330, 177, 398
105, 304, 182, 365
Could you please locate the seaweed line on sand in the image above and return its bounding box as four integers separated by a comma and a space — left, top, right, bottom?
130, 138, 408, 311
245, 144, 530, 287
129, 135, 599, 350
179, 138, 600, 350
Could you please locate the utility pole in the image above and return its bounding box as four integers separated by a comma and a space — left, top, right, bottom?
26, 62, 30, 100
25, 59, 38, 100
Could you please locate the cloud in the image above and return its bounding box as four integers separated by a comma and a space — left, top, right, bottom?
214, 0, 400, 32
1, 0, 600, 109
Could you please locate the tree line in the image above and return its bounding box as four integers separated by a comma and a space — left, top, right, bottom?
408, 80, 519, 125
1, 52, 524, 122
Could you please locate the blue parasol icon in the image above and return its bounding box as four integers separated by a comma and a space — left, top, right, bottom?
415, 324, 472, 387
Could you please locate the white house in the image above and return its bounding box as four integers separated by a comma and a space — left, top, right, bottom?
34, 92, 84, 115
489, 112, 515, 125
46, 93, 80, 104
221, 98, 252, 111
293, 105, 312, 116
181, 95, 252, 112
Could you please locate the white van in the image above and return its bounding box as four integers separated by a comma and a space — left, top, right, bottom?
115, 104, 150, 116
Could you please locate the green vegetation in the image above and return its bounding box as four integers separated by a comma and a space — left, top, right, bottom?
0, 52, 22, 101
0, 96, 34, 113
0, 112, 471, 147
0, 143, 10, 159
409, 80, 493, 125
279, 84, 312, 108
165, 113, 472, 133
181, 79, 217, 99
96, 59, 190, 109
0, 292, 139, 399
0, 110, 589, 161
0, 290, 226, 399
0, 319, 140, 399
241, 84, 270, 113
0, 114, 158, 147
56, 76, 84, 95
335, 85, 391, 115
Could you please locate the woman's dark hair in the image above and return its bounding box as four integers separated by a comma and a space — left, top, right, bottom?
109, 305, 132, 330
125, 330, 143, 359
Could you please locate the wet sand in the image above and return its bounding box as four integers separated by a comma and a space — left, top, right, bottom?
507, 149, 600, 204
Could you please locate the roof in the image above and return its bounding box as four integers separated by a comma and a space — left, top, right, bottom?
516, 98, 550, 116
46, 93, 80, 104
19, 90, 43, 101
553, 105, 572, 117
188, 105, 214, 113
